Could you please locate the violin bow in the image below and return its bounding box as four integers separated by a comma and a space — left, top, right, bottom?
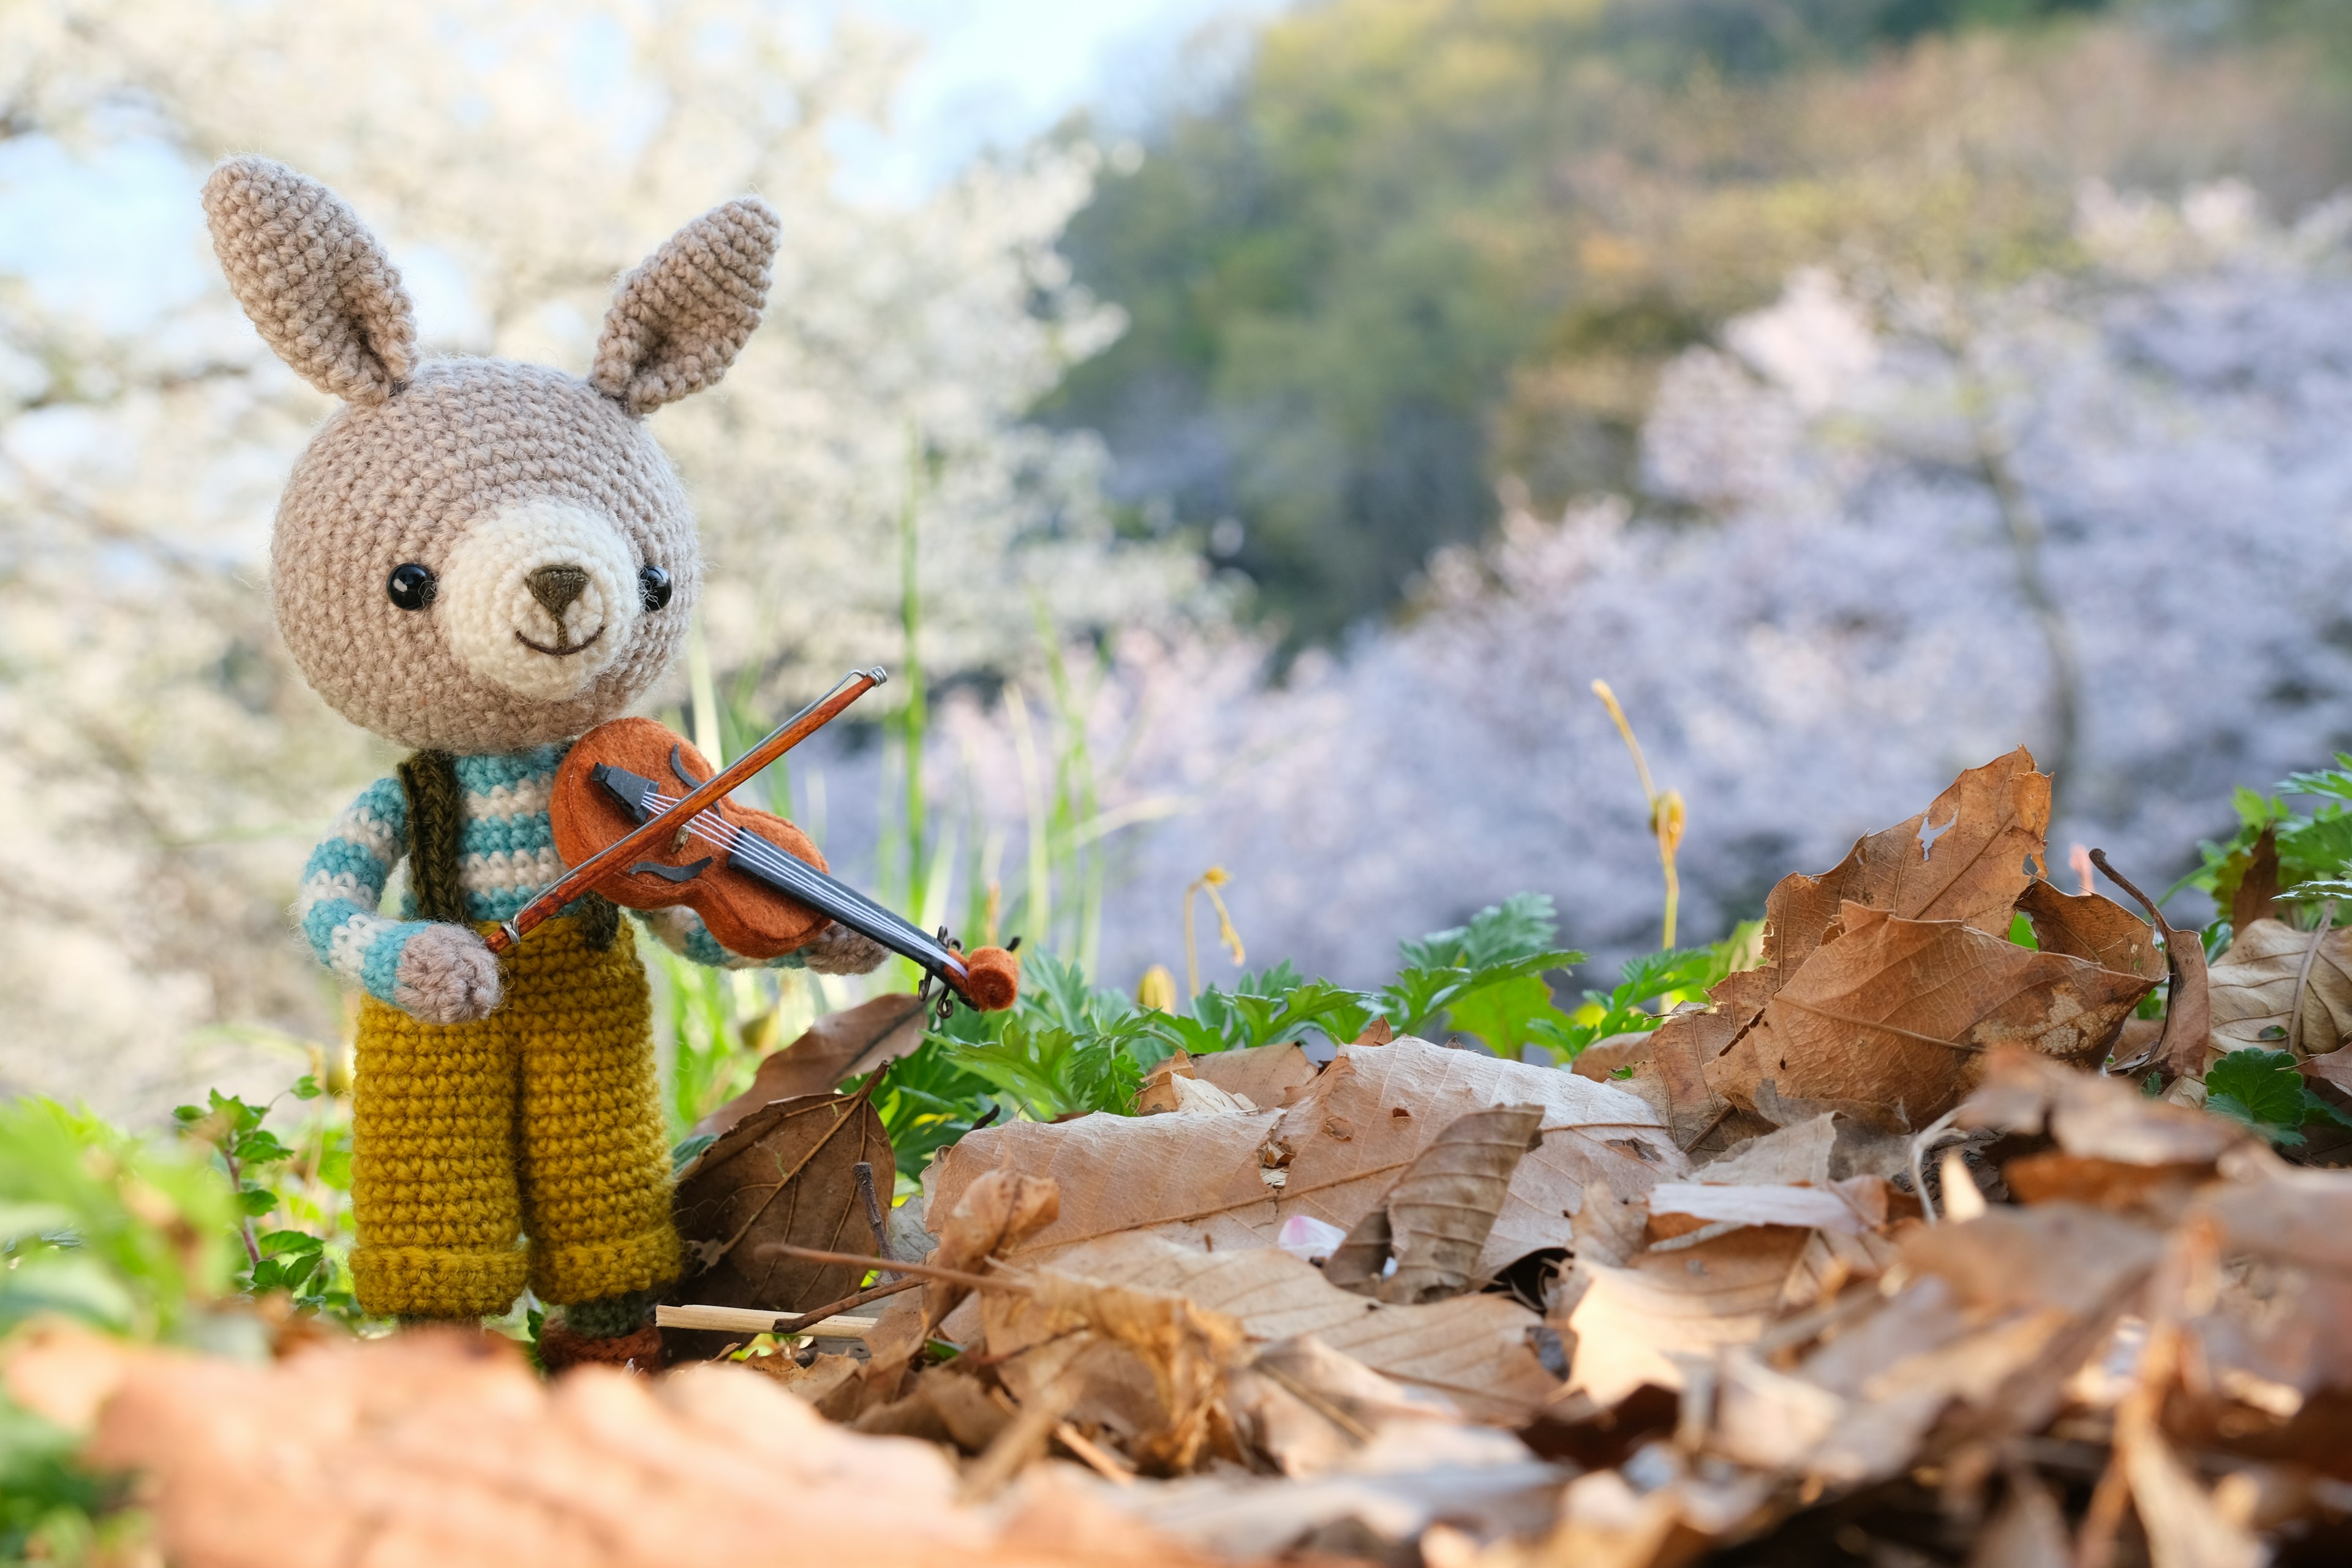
484, 667, 887, 957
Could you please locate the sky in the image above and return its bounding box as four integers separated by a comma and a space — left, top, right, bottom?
829, 0, 1272, 198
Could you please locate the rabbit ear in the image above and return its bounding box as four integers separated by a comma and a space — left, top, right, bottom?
591, 198, 780, 415
203, 157, 418, 404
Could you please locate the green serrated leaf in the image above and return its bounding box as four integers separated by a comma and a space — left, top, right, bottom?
1398, 892, 1560, 971
237, 1188, 278, 1217
255, 1229, 323, 1259
2206, 1049, 2308, 1126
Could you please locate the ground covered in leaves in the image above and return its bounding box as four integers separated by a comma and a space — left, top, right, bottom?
13, 751, 2352, 1566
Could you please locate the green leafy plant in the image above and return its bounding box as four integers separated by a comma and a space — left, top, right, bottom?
1139, 963, 1367, 1060
2183, 760, 2352, 934
173, 1077, 363, 1325
1362, 893, 1586, 1049
1527, 946, 1722, 1065
2203, 1049, 2352, 1147
2, 1097, 235, 1341
927, 952, 1157, 1125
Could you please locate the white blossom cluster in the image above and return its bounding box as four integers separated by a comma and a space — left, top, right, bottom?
932, 185, 2352, 992
0, 0, 1202, 1113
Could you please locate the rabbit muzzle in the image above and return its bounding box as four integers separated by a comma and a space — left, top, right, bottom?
436, 499, 643, 699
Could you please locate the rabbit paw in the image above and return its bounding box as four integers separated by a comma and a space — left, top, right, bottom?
800, 921, 890, 976
393, 923, 503, 1023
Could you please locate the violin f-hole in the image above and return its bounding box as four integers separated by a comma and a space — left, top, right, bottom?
669, 744, 706, 791
628, 857, 714, 883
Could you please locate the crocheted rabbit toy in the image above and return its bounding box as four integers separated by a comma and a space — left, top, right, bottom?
204, 157, 885, 1368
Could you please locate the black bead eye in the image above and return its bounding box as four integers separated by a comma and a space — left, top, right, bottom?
639, 564, 673, 612
386, 563, 437, 611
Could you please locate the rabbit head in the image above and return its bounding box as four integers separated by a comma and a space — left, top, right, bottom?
203, 157, 778, 753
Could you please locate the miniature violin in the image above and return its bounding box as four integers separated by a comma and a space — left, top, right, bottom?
489, 668, 1019, 1014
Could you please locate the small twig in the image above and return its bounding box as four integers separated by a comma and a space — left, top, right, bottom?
2286, 899, 2337, 1060
852, 1161, 895, 1262
1908, 1109, 1964, 1226
755, 1242, 1027, 1293
1053, 1421, 1136, 1485
2090, 848, 2211, 1077
771, 1275, 922, 1335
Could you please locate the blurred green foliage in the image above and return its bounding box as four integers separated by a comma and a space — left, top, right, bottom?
0, 1098, 239, 1560
1049, 0, 2352, 646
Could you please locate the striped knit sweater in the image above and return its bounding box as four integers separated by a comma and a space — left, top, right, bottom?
296, 742, 797, 1006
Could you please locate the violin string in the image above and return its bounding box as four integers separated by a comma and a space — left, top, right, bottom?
632, 788, 962, 974
660, 813, 951, 970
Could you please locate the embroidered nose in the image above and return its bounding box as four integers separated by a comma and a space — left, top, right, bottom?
527, 564, 589, 620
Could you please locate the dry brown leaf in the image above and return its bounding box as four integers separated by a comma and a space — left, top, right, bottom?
997, 1329, 1167, 1447
2120, 1409, 2267, 1568
927, 1107, 1284, 1257
1232, 1335, 1473, 1477
40, 1327, 1231, 1568
1634, 753, 2052, 1153
931, 1038, 1678, 1282
1108, 1435, 1566, 1562
1687, 1113, 1836, 1186
1326, 1104, 1545, 1304
2230, 823, 2283, 933
1272, 1040, 1679, 1276
982, 1231, 1560, 1424
2191, 1156, 2352, 1275
1134, 1050, 1269, 1117
1566, 1030, 1658, 1082
1564, 1226, 1814, 1404
1566, 1174, 1649, 1273
1956, 1047, 2247, 1166
2000, 1152, 2214, 1210
1768, 747, 2051, 973
2018, 879, 2166, 982
1966, 1472, 2072, 1568
854, 1367, 1016, 1452
1193, 1041, 1320, 1109
1638, 969, 1777, 1148
1471, 1457, 1774, 1568
2182, 1260, 2352, 1419
924, 1167, 1060, 1330
1706, 902, 2155, 1127
2209, 917, 2352, 1058
693, 993, 929, 1138
747, 1347, 864, 1420
1134, 1050, 1197, 1115
1899, 1203, 2165, 1319
671, 1091, 891, 1318
2304, 1044, 2352, 1096
1022, 1268, 1251, 1471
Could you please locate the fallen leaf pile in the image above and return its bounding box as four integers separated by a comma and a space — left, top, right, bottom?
13, 751, 2352, 1565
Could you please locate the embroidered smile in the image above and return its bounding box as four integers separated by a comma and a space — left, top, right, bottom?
514, 625, 605, 657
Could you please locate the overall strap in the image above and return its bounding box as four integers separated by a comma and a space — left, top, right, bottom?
396, 748, 619, 948
396, 750, 468, 923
